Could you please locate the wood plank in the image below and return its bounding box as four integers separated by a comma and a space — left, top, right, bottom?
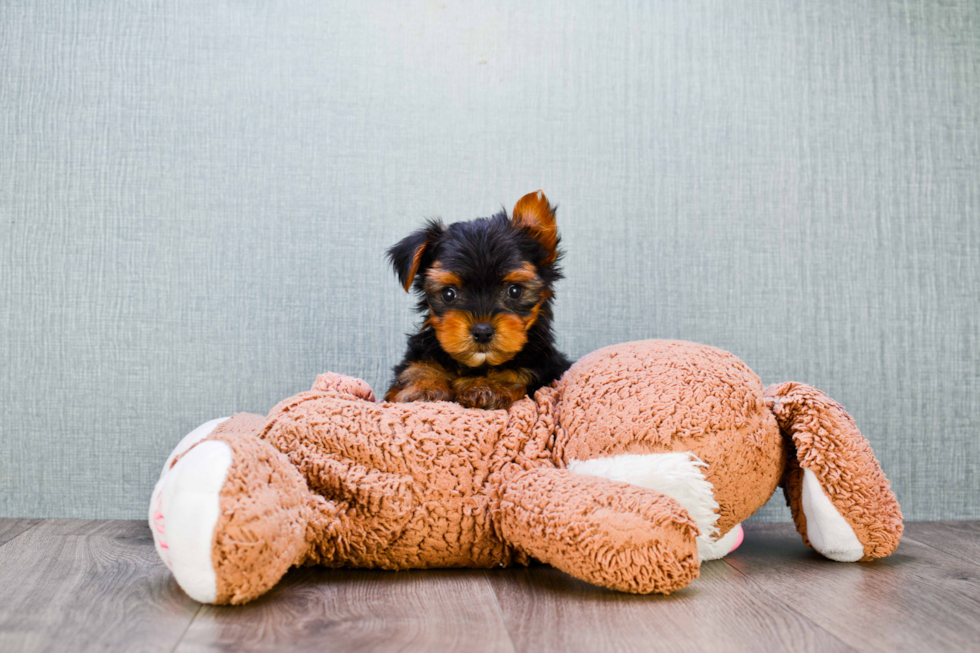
724, 522, 980, 653
0, 518, 40, 546
487, 560, 853, 653
2, 519, 977, 652
176, 567, 515, 653
0, 519, 200, 653
903, 521, 980, 568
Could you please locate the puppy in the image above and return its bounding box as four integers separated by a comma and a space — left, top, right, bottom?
385, 190, 571, 410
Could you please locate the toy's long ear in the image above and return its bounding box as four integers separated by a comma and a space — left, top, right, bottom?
512, 190, 559, 265
386, 220, 444, 292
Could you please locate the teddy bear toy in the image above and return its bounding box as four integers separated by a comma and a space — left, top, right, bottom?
149, 340, 902, 604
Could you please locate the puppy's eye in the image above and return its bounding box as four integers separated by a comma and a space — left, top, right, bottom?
507, 284, 523, 299
441, 287, 457, 303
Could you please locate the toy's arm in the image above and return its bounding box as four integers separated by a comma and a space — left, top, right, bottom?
312, 372, 377, 402
493, 467, 700, 594
766, 382, 903, 561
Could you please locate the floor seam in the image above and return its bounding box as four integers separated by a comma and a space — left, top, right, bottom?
901, 534, 980, 571
721, 558, 861, 653
169, 602, 203, 653
0, 519, 42, 550
482, 569, 520, 653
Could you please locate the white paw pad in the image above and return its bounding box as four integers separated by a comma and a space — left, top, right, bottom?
801, 468, 864, 562
568, 452, 724, 560
159, 417, 230, 479
149, 438, 233, 603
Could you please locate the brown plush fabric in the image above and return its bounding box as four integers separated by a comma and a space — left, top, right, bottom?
765, 382, 904, 560
161, 340, 902, 604
207, 415, 313, 605
494, 467, 699, 594
241, 373, 559, 575
554, 340, 786, 537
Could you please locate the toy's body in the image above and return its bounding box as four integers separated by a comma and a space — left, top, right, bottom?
151, 341, 902, 604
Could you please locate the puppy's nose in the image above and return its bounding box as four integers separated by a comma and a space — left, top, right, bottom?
470, 322, 495, 344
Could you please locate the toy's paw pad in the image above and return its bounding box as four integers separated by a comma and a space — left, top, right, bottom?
568, 451, 720, 552
801, 468, 864, 562
149, 440, 233, 603
159, 417, 230, 479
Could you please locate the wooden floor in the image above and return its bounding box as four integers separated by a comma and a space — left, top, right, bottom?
0, 520, 977, 652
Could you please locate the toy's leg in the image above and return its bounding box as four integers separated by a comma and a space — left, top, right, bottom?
150, 415, 329, 604
765, 383, 903, 561
493, 467, 700, 594
568, 452, 744, 562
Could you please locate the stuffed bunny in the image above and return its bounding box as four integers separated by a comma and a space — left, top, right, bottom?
150, 340, 902, 604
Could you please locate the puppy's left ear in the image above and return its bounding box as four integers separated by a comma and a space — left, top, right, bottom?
386, 219, 444, 292
512, 190, 559, 265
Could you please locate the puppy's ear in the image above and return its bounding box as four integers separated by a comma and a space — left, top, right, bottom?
511, 190, 559, 265
387, 219, 444, 292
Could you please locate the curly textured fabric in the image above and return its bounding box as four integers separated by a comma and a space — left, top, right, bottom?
555, 340, 785, 536
495, 467, 699, 594
154, 340, 902, 604
765, 382, 903, 560
257, 379, 536, 570
206, 416, 312, 605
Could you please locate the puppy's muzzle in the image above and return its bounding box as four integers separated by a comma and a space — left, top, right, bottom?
470, 322, 495, 344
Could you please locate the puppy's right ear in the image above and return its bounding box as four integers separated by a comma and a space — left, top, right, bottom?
386, 219, 444, 292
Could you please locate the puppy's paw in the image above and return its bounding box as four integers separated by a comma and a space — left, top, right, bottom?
385, 360, 455, 403
454, 381, 521, 410
455, 386, 512, 410
387, 382, 455, 403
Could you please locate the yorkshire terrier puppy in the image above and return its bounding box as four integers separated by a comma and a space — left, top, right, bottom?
385, 190, 571, 410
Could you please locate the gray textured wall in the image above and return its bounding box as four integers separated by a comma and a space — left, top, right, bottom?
2, 0, 978, 521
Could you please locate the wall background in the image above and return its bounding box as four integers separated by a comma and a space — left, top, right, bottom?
2, 0, 977, 520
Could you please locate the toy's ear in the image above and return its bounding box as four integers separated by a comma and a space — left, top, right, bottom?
512, 190, 559, 265
386, 220, 444, 292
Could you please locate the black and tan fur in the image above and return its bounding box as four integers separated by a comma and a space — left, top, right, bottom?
385, 191, 571, 410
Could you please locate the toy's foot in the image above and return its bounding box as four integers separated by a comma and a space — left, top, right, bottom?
159, 416, 229, 479
800, 468, 864, 561
150, 438, 233, 603
150, 416, 314, 604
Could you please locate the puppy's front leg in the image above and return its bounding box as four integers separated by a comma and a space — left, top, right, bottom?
453, 369, 532, 410
385, 360, 455, 403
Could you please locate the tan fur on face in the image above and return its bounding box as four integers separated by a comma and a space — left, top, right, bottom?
503, 263, 539, 284
522, 299, 545, 331
489, 313, 529, 365
429, 310, 530, 367
425, 263, 462, 290
429, 310, 481, 366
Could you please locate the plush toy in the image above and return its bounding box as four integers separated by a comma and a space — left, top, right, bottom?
149, 340, 902, 604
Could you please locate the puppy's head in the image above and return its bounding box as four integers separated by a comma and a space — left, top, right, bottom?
387, 190, 562, 367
